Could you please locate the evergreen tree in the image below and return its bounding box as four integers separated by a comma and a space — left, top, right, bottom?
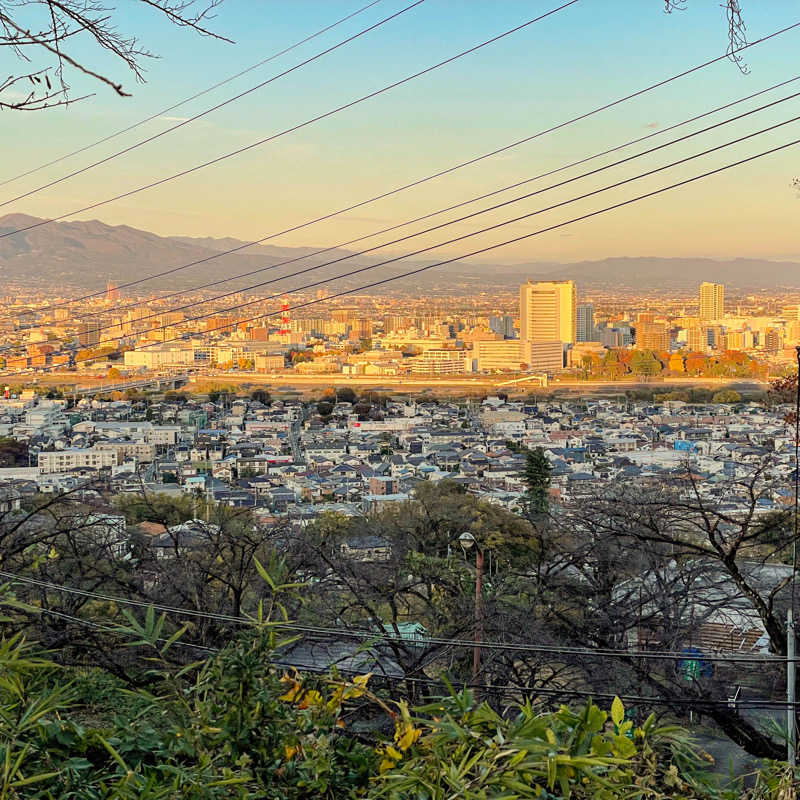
523, 447, 551, 516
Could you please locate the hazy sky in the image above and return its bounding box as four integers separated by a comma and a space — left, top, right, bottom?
3, 0, 800, 265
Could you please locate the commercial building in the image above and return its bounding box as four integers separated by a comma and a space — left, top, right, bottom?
475, 340, 562, 372
254, 354, 286, 372
576, 303, 595, 342
519, 280, 576, 344
699, 282, 725, 321
525, 341, 565, 372
489, 315, 516, 339
474, 340, 525, 372
408, 349, 468, 375
124, 347, 194, 369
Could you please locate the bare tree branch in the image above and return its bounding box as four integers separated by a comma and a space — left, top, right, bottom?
664, 0, 748, 73
0, 0, 232, 111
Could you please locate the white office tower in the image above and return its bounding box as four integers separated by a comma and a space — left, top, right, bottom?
519, 280, 577, 344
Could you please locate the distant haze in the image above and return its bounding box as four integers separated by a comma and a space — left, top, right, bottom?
1, 214, 798, 295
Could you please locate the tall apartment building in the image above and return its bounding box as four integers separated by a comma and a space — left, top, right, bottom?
635, 321, 669, 351
699, 282, 725, 320
349, 318, 373, 339
383, 314, 409, 333
763, 328, 783, 352
576, 303, 595, 342
78, 322, 100, 348
331, 307, 358, 323
686, 326, 708, 352
519, 280, 577, 344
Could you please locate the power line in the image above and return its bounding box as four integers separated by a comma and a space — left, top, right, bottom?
0, 1, 384, 190
33, 603, 800, 711
1, 570, 794, 664
20, 110, 800, 360
63, 130, 799, 374
29, 90, 800, 350
33, 607, 798, 710
0, 1, 579, 241
7, 23, 797, 320
4, 130, 799, 378
0, 0, 419, 209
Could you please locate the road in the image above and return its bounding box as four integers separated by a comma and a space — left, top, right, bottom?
185, 372, 769, 397
2, 369, 769, 398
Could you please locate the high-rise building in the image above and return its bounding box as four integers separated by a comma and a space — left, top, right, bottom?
78, 322, 100, 348
489, 315, 516, 339
349, 318, 373, 340
686, 326, 707, 352
576, 303, 595, 342
332, 306, 358, 324
383, 314, 408, 333
635, 321, 668, 351
699, 282, 724, 320
519, 280, 577, 344
763, 328, 783, 352
706, 325, 725, 350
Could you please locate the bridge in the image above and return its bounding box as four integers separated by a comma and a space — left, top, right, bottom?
73, 373, 191, 396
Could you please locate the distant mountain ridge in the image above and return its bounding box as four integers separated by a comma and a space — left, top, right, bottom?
0, 214, 798, 293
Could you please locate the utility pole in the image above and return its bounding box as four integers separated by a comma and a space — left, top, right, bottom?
789, 609, 796, 766
473, 546, 484, 686
790, 344, 800, 766
458, 532, 485, 691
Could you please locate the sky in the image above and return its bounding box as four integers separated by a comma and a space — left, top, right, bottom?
2, 0, 800, 266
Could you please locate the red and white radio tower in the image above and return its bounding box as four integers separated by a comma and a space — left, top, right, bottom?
279, 296, 291, 337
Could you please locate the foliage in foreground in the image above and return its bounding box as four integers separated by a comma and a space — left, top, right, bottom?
0, 613, 798, 800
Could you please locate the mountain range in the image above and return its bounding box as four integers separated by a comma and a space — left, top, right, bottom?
1, 213, 798, 294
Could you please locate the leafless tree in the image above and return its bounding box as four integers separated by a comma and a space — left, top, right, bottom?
664, 0, 748, 72
0, 0, 231, 111
553, 463, 798, 759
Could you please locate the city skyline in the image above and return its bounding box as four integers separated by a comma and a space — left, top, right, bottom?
2, 1, 800, 782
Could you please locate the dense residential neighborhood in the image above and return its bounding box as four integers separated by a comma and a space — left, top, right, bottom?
0, 386, 795, 545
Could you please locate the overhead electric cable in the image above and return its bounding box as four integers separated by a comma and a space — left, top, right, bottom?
0, 0, 384, 189
29, 109, 800, 354
8, 29, 799, 320
33, 88, 800, 347
0, 0, 579, 239
30, 607, 799, 710
3, 128, 799, 379
34, 130, 799, 377
0, 0, 422, 208
0, 568, 793, 664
